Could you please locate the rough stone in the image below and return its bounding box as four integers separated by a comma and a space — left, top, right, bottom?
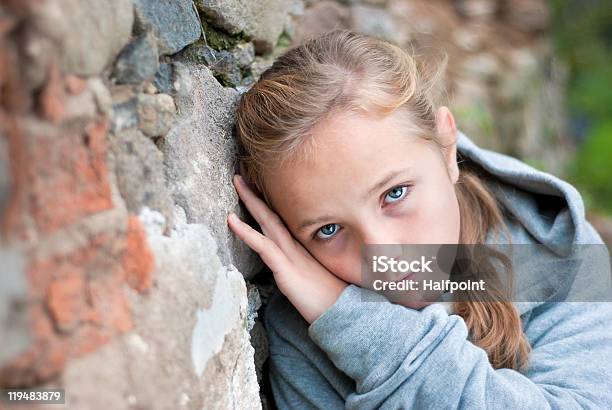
108, 129, 175, 229
110, 93, 139, 134
505, 0, 549, 33
176, 41, 243, 87
293, 1, 350, 44
61, 207, 261, 409
133, 0, 202, 56
110, 90, 177, 136
43, 0, 135, 76
136, 93, 177, 137
195, 0, 298, 54
162, 63, 263, 280
350, 4, 408, 45
232, 42, 256, 68
88, 78, 113, 117
250, 55, 276, 82
63, 83, 100, 125
454, 0, 500, 19
460, 53, 501, 81
452, 27, 483, 52
112, 32, 160, 85
0, 248, 30, 367
153, 63, 175, 94
246, 284, 261, 333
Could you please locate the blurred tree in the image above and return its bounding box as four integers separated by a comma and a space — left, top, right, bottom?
550, 0, 612, 215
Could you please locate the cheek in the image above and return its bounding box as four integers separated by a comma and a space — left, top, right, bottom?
415, 183, 461, 243
314, 247, 363, 285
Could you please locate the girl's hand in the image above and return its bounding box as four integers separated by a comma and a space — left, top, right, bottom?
227, 174, 348, 324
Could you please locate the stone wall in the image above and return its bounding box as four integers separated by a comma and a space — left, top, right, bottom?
0, 0, 567, 408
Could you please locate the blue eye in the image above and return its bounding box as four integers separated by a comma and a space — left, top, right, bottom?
384, 185, 409, 203
316, 223, 340, 241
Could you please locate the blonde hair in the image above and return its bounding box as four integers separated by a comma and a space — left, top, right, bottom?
234, 29, 531, 370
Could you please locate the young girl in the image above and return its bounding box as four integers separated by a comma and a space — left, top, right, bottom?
226, 29, 612, 409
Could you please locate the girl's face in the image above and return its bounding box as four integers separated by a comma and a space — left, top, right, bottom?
263, 107, 461, 298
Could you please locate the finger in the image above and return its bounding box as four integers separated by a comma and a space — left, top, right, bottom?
232, 175, 295, 248
227, 212, 292, 276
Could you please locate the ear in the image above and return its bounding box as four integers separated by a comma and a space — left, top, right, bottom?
435, 106, 459, 184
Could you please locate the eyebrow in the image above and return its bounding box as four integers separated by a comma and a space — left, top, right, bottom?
296, 167, 412, 232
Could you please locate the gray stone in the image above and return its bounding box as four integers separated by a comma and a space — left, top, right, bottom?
153, 63, 175, 94
88, 78, 113, 117
112, 33, 160, 85
454, 0, 500, 19
175, 41, 243, 88
236, 75, 255, 95
162, 63, 263, 279
0, 248, 30, 367
246, 284, 261, 333
48, 0, 134, 76
460, 53, 501, 80
452, 27, 483, 52
250, 55, 276, 82
175, 40, 217, 65
108, 129, 174, 229
133, 0, 202, 56
111, 95, 139, 133
293, 1, 350, 44
350, 4, 408, 45
505, 0, 549, 33
110, 90, 177, 136
137, 93, 177, 137
232, 42, 255, 68
195, 0, 298, 54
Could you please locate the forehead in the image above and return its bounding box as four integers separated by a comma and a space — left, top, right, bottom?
283, 110, 431, 176
263, 111, 437, 221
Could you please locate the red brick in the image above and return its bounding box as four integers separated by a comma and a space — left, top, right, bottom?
123, 215, 155, 293
47, 274, 86, 333
3, 231, 132, 386
28, 118, 113, 235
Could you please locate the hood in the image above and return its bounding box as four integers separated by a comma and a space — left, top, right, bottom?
454, 130, 609, 314
456, 130, 599, 254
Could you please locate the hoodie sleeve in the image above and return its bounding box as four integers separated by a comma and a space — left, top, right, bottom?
264, 289, 356, 409
308, 284, 612, 410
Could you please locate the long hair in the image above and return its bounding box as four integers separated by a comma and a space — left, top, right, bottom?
234, 29, 531, 370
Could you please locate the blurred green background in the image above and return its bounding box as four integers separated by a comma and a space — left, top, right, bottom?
550, 0, 612, 216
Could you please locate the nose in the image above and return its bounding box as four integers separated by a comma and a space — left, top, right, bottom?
360, 225, 404, 265
360, 221, 399, 245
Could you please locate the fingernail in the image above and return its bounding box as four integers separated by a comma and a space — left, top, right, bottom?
233, 174, 242, 186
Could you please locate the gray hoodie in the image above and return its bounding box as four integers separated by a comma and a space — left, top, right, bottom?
263, 130, 612, 409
